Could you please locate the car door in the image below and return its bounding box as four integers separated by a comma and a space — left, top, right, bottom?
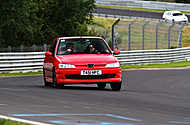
168, 12, 173, 21
44, 39, 58, 82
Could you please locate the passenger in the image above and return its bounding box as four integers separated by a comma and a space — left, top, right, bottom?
86, 44, 97, 54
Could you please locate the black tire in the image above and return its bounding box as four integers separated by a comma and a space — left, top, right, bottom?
110, 82, 122, 91
43, 68, 50, 87
172, 19, 175, 23
52, 68, 64, 88
164, 19, 168, 23
97, 83, 106, 89
52, 68, 58, 88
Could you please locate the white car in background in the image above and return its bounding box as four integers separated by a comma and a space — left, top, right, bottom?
162, 11, 188, 23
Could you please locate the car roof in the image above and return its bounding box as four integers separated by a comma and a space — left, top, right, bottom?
57, 36, 104, 40
164, 10, 182, 14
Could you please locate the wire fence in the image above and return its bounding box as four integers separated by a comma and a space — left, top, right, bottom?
93, 13, 187, 51
114, 18, 185, 50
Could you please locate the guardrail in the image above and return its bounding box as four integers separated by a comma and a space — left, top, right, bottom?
95, 0, 190, 12
0, 47, 190, 73
0, 52, 45, 73
117, 47, 190, 65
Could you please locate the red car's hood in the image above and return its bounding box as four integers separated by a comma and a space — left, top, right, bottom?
56, 54, 117, 65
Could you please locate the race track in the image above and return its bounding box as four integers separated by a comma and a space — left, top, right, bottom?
0, 69, 190, 125
95, 7, 190, 20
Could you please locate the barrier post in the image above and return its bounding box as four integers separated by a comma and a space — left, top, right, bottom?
128, 20, 136, 51
168, 23, 175, 49
142, 21, 150, 50
178, 23, 186, 48
112, 18, 120, 51
155, 20, 163, 49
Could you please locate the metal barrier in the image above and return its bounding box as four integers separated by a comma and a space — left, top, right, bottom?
95, 0, 190, 12
0, 52, 45, 73
117, 47, 190, 65
0, 47, 190, 73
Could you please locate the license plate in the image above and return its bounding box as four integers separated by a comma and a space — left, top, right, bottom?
81, 70, 102, 75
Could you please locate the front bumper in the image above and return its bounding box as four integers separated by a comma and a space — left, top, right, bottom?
55, 68, 121, 84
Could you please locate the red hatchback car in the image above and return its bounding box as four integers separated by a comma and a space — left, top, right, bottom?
43, 36, 122, 91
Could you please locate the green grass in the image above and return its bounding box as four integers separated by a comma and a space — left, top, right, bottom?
0, 119, 29, 125
0, 71, 42, 77
121, 61, 190, 69
97, 4, 165, 13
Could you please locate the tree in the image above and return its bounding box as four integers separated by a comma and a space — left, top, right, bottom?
40, 0, 95, 44
0, 0, 41, 46
0, 0, 95, 47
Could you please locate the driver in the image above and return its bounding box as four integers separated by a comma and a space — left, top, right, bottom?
64, 43, 74, 54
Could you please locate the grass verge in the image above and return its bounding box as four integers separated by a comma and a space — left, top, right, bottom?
97, 4, 164, 13
0, 119, 29, 125
0, 71, 42, 77
121, 61, 190, 69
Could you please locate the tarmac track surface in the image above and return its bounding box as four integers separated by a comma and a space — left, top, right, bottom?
0, 69, 190, 125
95, 7, 190, 20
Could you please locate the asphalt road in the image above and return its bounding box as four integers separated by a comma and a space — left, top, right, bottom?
95, 7, 190, 20
0, 69, 190, 125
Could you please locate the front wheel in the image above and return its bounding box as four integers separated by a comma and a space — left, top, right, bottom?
43, 68, 51, 87
110, 82, 122, 91
52, 68, 64, 88
52, 68, 58, 87
172, 19, 175, 23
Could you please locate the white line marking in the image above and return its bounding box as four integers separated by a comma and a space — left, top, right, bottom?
0, 104, 6, 106
0, 114, 53, 125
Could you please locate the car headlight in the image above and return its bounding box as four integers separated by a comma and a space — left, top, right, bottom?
59, 63, 76, 68
105, 62, 120, 68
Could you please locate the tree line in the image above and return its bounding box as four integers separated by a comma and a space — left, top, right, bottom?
0, 0, 95, 47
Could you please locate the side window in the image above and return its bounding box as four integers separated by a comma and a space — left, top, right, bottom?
49, 40, 58, 56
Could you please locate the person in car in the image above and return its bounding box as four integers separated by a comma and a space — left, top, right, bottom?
64, 43, 74, 55
86, 44, 98, 54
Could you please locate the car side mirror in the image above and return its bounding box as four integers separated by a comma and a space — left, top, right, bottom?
45, 51, 52, 56
113, 50, 120, 55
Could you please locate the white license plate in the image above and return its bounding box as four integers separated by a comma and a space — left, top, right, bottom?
81, 70, 102, 75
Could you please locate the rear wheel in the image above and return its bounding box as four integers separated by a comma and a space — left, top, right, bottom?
110, 82, 122, 91
97, 83, 106, 89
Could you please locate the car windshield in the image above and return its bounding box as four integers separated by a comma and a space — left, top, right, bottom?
57, 38, 112, 55
173, 13, 183, 16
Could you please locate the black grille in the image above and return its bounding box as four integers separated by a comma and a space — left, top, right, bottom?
87, 64, 94, 68
65, 74, 116, 79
